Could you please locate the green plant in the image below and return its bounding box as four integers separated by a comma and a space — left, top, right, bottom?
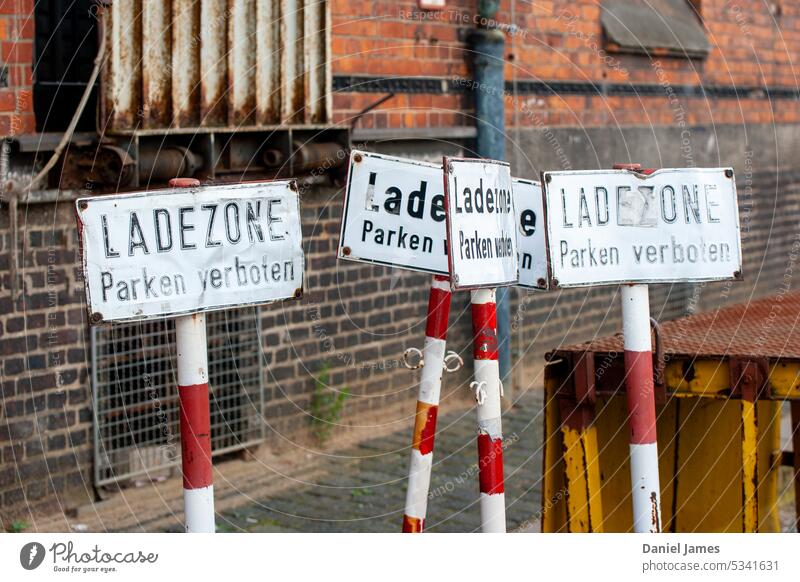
8, 520, 28, 533
309, 363, 350, 445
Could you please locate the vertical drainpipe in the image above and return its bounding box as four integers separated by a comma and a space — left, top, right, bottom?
470, 1, 512, 398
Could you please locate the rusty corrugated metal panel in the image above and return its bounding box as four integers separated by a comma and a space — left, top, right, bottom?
142, 2, 171, 128
171, 0, 201, 127
303, 0, 328, 123
102, 0, 330, 133
549, 291, 800, 360
256, 0, 281, 124
281, 0, 300, 124
200, 0, 228, 125
228, 0, 257, 125
102, 0, 142, 131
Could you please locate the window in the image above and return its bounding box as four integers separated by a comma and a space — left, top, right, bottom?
601, 0, 710, 59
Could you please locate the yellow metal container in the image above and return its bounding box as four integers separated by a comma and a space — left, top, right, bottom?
541, 293, 800, 533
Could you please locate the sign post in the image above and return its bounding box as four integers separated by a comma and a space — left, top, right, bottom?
542, 164, 742, 533
76, 177, 304, 533
171, 178, 213, 534
339, 151, 541, 532
401, 274, 453, 532
444, 157, 518, 533
339, 151, 458, 532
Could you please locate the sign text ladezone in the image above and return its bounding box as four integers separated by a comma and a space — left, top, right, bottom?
543, 168, 742, 287
444, 158, 519, 290
77, 181, 304, 322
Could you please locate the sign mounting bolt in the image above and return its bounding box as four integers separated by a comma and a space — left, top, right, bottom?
342, 246, 351, 256
90, 312, 103, 324
725, 169, 734, 178
353, 153, 363, 163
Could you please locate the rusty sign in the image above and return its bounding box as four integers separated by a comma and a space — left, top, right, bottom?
542, 168, 743, 288
444, 157, 519, 290
76, 181, 304, 323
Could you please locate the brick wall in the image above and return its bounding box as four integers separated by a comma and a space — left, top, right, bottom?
0, 202, 92, 524
1, 0, 800, 526
0, 0, 34, 137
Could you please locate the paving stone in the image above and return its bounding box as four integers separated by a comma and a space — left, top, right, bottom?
216, 394, 545, 532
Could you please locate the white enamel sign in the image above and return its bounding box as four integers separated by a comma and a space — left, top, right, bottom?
444, 157, 519, 290
338, 151, 447, 275
514, 179, 548, 290
339, 151, 545, 289
77, 180, 304, 323
542, 168, 742, 288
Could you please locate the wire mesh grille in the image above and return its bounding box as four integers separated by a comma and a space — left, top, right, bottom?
92, 308, 264, 487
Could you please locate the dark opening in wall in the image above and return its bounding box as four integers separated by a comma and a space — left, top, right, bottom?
601, 0, 710, 59
34, 0, 98, 133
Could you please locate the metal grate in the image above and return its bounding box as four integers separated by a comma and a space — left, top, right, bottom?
92, 308, 264, 488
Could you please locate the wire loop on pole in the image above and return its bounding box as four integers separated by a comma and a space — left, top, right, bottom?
471, 380, 488, 405
402, 347, 424, 370
443, 351, 463, 373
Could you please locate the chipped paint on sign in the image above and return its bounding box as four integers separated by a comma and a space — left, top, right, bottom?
76, 180, 304, 323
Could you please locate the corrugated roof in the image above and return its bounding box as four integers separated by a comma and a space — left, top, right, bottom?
550, 291, 800, 360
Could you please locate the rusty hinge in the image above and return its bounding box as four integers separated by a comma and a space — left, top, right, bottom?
729, 358, 770, 401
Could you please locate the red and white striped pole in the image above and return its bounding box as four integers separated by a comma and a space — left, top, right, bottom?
471, 288, 506, 533
614, 163, 661, 533
403, 275, 451, 533
170, 178, 215, 533
402, 275, 452, 533
621, 284, 661, 533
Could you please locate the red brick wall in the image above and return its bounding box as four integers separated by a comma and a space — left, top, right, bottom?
331, 0, 800, 128
0, 0, 34, 137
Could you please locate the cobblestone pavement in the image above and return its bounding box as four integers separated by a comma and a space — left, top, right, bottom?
214, 395, 544, 533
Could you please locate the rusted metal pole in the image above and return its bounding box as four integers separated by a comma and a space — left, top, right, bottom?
621, 283, 661, 533
402, 275, 452, 532
170, 177, 215, 533
471, 288, 506, 532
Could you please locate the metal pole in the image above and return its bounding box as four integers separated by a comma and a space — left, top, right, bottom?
612, 163, 661, 533
402, 275, 452, 532
170, 177, 215, 533
470, 7, 512, 400
621, 284, 661, 533
471, 288, 506, 532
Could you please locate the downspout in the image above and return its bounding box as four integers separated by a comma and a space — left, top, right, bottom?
470, 0, 513, 398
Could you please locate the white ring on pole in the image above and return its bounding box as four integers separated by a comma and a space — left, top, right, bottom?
403, 347, 424, 370
443, 351, 463, 373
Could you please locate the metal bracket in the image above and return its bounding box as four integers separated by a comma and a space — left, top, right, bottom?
729, 357, 770, 400
572, 350, 596, 406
